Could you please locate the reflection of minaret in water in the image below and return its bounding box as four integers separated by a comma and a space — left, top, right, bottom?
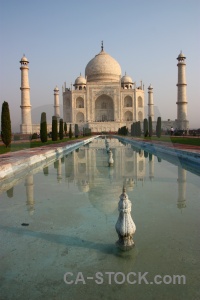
149, 153, 154, 181
57, 159, 62, 183
25, 174, 35, 215
177, 167, 187, 209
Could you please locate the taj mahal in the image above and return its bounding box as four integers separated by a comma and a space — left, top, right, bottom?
19, 43, 189, 134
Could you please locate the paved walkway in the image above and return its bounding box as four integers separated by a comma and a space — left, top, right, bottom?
0, 138, 90, 180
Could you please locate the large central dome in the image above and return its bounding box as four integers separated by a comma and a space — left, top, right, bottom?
85, 49, 121, 82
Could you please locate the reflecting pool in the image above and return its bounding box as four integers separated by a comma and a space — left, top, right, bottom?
0, 137, 200, 300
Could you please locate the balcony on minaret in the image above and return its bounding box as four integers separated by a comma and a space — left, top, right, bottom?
20, 55, 29, 66
177, 52, 186, 63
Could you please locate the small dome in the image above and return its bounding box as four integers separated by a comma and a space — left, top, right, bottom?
75, 75, 86, 85
20, 55, 29, 63
85, 49, 121, 82
54, 86, 59, 91
177, 52, 186, 60
148, 84, 153, 89
121, 74, 133, 84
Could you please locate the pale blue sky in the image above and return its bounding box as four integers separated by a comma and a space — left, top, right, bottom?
0, 0, 200, 131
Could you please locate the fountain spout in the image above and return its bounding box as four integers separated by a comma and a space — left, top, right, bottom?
115, 186, 136, 251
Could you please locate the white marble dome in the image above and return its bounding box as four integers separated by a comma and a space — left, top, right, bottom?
177, 52, 186, 60
121, 74, 133, 84
20, 55, 29, 63
85, 49, 121, 82
75, 75, 86, 85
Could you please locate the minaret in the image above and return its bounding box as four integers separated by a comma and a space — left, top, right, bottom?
20, 55, 32, 134
176, 52, 189, 130
148, 84, 154, 121
54, 86, 60, 120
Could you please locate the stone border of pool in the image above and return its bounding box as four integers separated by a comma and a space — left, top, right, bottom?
116, 136, 200, 165
0, 135, 200, 183
0, 136, 99, 182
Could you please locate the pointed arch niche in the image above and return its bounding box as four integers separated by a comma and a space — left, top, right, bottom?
76, 97, 84, 108
124, 111, 133, 121
95, 94, 114, 122
138, 96, 143, 107
124, 96, 133, 107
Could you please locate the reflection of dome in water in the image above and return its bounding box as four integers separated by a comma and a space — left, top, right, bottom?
88, 180, 122, 215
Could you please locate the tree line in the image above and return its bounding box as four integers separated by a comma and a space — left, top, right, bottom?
118, 116, 162, 138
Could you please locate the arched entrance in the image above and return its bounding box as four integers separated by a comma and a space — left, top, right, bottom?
95, 94, 114, 122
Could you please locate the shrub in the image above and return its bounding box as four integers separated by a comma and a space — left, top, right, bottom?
52, 116, 58, 141
69, 124, 72, 138
156, 117, 161, 138
143, 118, 148, 137
40, 112, 47, 142
64, 122, 67, 136
1, 101, 11, 147
75, 124, 79, 138
59, 118, 64, 140
31, 133, 38, 139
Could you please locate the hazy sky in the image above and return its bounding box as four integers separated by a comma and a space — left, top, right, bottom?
0, 0, 200, 131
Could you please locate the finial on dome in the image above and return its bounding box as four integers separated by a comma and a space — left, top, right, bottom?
80, 72, 81, 76
125, 71, 126, 75
101, 40, 104, 51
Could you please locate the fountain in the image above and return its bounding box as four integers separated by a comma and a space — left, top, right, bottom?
108, 150, 114, 167
115, 187, 136, 251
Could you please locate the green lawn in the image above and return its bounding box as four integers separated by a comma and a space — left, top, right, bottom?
1, 135, 200, 155
138, 136, 200, 146
0, 137, 85, 155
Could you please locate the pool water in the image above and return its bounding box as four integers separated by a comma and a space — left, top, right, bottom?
0, 138, 200, 300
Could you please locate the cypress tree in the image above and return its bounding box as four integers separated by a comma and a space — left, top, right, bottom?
1, 101, 11, 147
132, 123, 135, 136
59, 118, 64, 140
143, 118, 148, 137
135, 122, 137, 137
75, 124, 79, 138
52, 116, 58, 141
138, 121, 141, 137
156, 117, 162, 138
64, 122, 67, 136
40, 112, 47, 142
69, 124, 72, 139
130, 124, 133, 136
149, 116, 153, 137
